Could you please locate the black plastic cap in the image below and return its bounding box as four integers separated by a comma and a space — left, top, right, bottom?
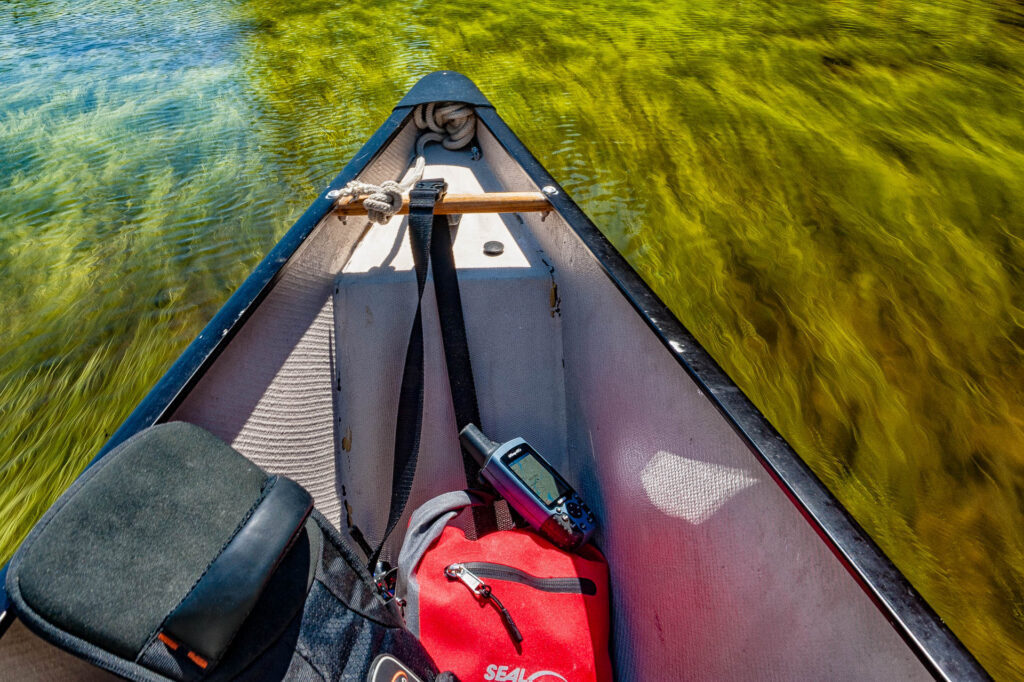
459, 423, 500, 466
395, 71, 494, 110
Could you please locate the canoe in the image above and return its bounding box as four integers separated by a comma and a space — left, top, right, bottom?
0, 71, 988, 681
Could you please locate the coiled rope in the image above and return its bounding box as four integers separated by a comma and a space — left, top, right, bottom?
413, 102, 475, 156
327, 102, 476, 224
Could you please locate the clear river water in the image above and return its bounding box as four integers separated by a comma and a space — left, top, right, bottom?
1, 0, 1023, 676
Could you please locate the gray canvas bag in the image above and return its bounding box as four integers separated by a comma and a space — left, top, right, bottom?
5, 422, 448, 682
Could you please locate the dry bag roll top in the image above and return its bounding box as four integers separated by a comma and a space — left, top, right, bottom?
5, 422, 445, 682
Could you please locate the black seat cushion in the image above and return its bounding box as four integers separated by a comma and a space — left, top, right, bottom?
6, 422, 443, 682
14, 422, 269, 660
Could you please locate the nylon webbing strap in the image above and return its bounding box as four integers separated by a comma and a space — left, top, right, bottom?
369, 178, 494, 568
368, 180, 439, 568
431, 211, 498, 536
430, 221, 480, 435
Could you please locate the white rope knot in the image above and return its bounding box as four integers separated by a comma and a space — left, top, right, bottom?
360, 180, 403, 224
326, 102, 477, 224
327, 157, 426, 225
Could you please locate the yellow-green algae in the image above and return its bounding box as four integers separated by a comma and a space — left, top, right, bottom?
2, 0, 1023, 676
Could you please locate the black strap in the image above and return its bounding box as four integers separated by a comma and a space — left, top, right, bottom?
431, 208, 498, 536
368, 181, 440, 568
368, 179, 496, 568
430, 221, 481, 435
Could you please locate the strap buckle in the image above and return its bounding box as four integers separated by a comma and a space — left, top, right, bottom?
373, 560, 399, 602
410, 178, 448, 204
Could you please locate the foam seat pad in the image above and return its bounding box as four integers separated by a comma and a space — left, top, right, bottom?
5, 422, 442, 682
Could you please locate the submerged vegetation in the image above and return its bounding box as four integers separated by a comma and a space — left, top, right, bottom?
2, 0, 1023, 676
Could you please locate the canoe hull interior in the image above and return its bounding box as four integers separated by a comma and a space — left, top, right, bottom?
0, 74, 984, 680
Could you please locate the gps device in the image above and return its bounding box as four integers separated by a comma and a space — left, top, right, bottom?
459, 424, 596, 550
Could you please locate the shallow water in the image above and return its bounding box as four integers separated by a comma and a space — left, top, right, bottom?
2, 0, 1023, 676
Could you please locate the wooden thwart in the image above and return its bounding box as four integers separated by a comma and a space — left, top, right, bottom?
333, 191, 551, 216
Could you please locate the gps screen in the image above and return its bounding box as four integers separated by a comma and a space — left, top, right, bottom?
505, 448, 567, 507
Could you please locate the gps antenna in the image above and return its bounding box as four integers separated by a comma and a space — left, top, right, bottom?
459, 424, 500, 467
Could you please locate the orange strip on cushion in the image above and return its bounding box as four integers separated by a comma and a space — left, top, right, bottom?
156, 633, 179, 651
187, 651, 209, 669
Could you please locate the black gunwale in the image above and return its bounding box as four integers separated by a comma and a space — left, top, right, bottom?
0, 71, 990, 681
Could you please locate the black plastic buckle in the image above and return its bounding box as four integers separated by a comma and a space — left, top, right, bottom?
410, 178, 448, 205
373, 560, 399, 602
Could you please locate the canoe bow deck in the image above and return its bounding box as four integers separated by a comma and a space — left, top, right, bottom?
0, 72, 988, 681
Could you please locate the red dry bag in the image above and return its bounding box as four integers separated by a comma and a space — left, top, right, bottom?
396, 490, 613, 682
